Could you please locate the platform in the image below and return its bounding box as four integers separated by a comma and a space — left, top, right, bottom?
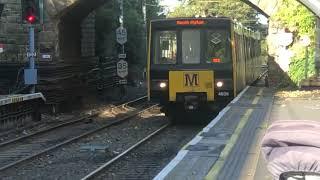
253, 92, 320, 180
154, 86, 274, 180
0, 93, 45, 106
0, 93, 45, 130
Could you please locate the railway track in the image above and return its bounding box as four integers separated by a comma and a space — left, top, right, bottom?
81, 123, 170, 180
80, 124, 204, 180
0, 96, 147, 146
0, 96, 153, 172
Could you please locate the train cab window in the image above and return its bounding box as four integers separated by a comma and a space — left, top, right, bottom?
154, 31, 177, 64
182, 30, 201, 64
205, 30, 231, 64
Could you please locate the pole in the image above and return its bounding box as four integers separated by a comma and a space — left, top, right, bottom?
119, 0, 125, 54
315, 17, 320, 78
29, 25, 35, 93
142, 0, 147, 81
305, 46, 309, 79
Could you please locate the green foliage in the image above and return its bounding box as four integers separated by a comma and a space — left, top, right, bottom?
288, 46, 315, 84
169, 0, 259, 27
271, 0, 316, 85
272, 0, 315, 38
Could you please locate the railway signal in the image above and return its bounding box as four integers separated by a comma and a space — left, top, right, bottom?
22, 0, 39, 93
22, 0, 39, 24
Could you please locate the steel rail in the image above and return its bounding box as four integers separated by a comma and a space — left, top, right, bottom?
0, 96, 147, 148
81, 123, 170, 180
0, 99, 153, 172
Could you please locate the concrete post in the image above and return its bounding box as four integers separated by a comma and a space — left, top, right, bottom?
29, 25, 36, 93
315, 17, 320, 78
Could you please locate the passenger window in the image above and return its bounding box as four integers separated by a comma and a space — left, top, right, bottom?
154, 31, 177, 64
182, 30, 201, 64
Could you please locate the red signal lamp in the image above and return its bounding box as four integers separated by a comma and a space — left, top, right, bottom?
26, 14, 36, 23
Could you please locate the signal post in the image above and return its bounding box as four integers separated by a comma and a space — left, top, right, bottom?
116, 0, 128, 88
23, 0, 38, 93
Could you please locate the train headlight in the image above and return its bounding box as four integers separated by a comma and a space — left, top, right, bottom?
216, 81, 223, 88
159, 82, 167, 88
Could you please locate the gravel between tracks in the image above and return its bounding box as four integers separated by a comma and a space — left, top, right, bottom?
2, 108, 167, 180
94, 124, 204, 180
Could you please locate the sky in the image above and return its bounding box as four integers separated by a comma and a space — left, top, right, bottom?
160, 0, 181, 11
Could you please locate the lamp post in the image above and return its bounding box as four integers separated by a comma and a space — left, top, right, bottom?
300, 35, 311, 80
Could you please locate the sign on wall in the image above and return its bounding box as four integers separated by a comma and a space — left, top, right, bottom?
0, 44, 4, 53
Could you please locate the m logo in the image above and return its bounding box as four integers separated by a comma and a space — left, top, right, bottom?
184, 73, 199, 87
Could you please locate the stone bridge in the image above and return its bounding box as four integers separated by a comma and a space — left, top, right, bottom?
1, 0, 319, 62
0, 0, 319, 106
0, 0, 109, 62
0, 0, 117, 105
44, 0, 107, 59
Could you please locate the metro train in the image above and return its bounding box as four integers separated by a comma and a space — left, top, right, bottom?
147, 17, 264, 118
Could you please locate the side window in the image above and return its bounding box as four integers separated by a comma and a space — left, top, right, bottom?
154, 31, 177, 64
182, 30, 201, 64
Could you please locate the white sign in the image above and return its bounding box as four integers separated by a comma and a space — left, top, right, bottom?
42, 54, 51, 59
118, 54, 126, 59
0, 44, 3, 53
119, 79, 127, 85
117, 60, 128, 78
27, 52, 37, 58
116, 27, 127, 45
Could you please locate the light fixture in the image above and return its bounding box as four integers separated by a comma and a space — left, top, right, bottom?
159, 82, 167, 88
216, 81, 223, 88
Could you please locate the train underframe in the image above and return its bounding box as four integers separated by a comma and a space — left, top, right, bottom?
159, 94, 233, 122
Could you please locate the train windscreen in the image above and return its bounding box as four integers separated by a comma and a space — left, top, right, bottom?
153, 31, 177, 64
182, 30, 201, 64
205, 30, 231, 64
152, 29, 231, 65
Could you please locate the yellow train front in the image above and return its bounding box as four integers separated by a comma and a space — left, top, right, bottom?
147, 18, 262, 118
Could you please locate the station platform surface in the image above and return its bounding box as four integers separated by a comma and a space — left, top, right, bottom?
154, 86, 274, 180
155, 87, 320, 180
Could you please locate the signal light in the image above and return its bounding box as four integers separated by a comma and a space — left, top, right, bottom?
22, 0, 38, 24
26, 13, 36, 24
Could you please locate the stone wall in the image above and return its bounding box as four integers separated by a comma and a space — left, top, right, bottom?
81, 12, 95, 57
0, 0, 26, 62
0, 0, 96, 63
0, 0, 57, 62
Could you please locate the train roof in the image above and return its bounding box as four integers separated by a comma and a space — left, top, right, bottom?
151, 17, 232, 22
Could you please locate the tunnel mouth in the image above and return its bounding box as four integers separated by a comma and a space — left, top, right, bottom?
57, 0, 101, 60
58, 20, 82, 60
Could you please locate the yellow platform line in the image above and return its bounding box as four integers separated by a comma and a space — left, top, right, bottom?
205, 88, 263, 180
239, 120, 268, 180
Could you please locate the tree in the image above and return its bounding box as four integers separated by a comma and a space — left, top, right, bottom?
271, 0, 316, 84
169, 0, 259, 28
95, 0, 163, 65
